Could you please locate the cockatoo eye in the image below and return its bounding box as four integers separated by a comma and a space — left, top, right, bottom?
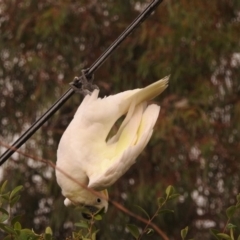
96, 198, 101, 203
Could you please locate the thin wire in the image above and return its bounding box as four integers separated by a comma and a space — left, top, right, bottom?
0, 0, 163, 166
87, 0, 163, 76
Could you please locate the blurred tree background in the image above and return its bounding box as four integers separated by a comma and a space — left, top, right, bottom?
0, 0, 240, 239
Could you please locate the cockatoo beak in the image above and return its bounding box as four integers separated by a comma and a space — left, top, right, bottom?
101, 189, 109, 213
102, 189, 109, 200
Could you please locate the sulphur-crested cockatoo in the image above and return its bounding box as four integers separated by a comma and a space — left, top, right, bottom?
56, 76, 169, 215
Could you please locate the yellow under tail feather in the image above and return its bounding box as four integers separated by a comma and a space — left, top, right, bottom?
126, 75, 169, 106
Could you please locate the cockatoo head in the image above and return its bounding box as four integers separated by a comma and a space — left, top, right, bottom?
85, 189, 109, 213
64, 188, 109, 219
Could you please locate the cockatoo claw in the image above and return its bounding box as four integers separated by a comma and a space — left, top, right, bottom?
70, 69, 98, 96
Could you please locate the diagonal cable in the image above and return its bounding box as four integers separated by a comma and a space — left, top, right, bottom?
0, 0, 163, 165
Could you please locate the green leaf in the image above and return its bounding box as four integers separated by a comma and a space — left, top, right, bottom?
216, 233, 232, 240
165, 185, 174, 199
1, 193, 10, 201
72, 232, 81, 239
1, 225, 17, 235
0, 208, 9, 222
94, 207, 105, 216
9, 186, 23, 200
146, 228, 154, 235
236, 194, 240, 203
181, 226, 188, 240
210, 229, 221, 240
157, 197, 165, 207
18, 229, 40, 240
134, 205, 150, 219
14, 222, 21, 230
158, 209, 174, 214
0, 208, 9, 216
226, 206, 236, 219
75, 221, 89, 229
44, 233, 53, 240
126, 224, 140, 239
94, 214, 102, 221
11, 215, 22, 226
169, 193, 180, 200
0, 222, 6, 229
227, 223, 237, 229
45, 226, 53, 235
10, 195, 20, 207
0, 180, 8, 194
0, 214, 8, 223
91, 230, 99, 240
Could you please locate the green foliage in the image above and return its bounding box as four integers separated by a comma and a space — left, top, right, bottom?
181, 226, 189, 240
0, 181, 53, 240
0, 182, 240, 240
207, 194, 240, 240
0, 180, 108, 239
126, 185, 179, 239
126, 224, 140, 239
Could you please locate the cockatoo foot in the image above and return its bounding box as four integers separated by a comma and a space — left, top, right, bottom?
70, 69, 99, 96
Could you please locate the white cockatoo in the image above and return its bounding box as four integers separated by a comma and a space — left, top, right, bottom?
56, 76, 169, 216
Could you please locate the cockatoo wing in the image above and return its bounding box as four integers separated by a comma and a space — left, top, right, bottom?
69, 76, 168, 143
87, 103, 160, 189
70, 88, 138, 142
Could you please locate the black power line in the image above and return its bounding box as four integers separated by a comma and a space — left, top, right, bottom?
0, 0, 163, 165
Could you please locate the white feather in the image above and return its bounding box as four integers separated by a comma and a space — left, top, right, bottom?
56, 76, 169, 211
